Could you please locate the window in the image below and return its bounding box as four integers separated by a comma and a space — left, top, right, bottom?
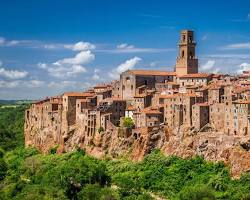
131, 85, 133, 90
189, 51, 193, 58
182, 50, 185, 58
182, 35, 186, 42
189, 36, 192, 42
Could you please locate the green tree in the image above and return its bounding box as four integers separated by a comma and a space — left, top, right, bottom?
178, 185, 216, 200
123, 117, 134, 128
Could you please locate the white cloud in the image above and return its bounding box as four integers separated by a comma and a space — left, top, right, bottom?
247, 13, 250, 19
201, 60, 215, 71
149, 61, 159, 67
92, 73, 100, 80
37, 63, 48, 69
48, 81, 76, 88
0, 80, 19, 88
117, 43, 135, 49
47, 64, 86, 78
222, 42, 250, 50
92, 69, 101, 80
7, 40, 21, 46
117, 57, 141, 73
0, 67, 28, 79
55, 50, 95, 65
237, 63, 250, 74
0, 79, 44, 89
64, 41, 95, 51
38, 50, 94, 78
109, 57, 141, 79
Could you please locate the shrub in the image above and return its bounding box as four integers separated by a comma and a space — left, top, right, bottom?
123, 117, 134, 128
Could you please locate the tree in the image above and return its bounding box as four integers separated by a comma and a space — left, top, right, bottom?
123, 117, 134, 128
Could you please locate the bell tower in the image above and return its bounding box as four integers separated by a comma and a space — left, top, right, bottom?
175, 30, 198, 75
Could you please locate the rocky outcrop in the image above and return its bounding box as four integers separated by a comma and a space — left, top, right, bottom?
25, 123, 250, 178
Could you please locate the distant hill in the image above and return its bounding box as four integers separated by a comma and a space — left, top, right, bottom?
0, 100, 34, 105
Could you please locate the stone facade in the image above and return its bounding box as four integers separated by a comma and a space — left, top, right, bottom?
24, 30, 250, 177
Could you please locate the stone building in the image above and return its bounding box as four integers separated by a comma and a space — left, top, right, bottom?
24, 29, 250, 155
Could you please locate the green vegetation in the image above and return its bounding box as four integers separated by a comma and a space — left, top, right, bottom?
98, 126, 104, 133
123, 117, 134, 128
0, 104, 28, 151
0, 104, 249, 199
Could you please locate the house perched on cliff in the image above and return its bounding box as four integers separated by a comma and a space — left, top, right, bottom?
25, 30, 250, 157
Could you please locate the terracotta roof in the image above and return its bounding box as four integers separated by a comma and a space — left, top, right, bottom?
195, 102, 210, 106
159, 94, 177, 99
233, 86, 250, 94
134, 94, 147, 98
233, 100, 250, 104
126, 105, 136, 111
63, 92, 94, 97
94, 84, 111, 89
166, 82, 180, 85
159, 93, 198, 99
142, 107, 162, 115
129, 70, 176, 76
178, 73, 213, 78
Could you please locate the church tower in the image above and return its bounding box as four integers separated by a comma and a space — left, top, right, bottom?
175, 30, 198, 75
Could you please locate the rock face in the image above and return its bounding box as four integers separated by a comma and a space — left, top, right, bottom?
25, 122, 250, 178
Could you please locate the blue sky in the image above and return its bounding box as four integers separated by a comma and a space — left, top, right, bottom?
0, 0, 250, 99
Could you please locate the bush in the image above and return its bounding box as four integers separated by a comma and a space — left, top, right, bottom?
98, 127, 104, 133
177, 185, 216, 200
0, 158, 7, 180
123, 117, 134, 128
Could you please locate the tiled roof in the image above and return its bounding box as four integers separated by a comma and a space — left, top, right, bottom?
178, 73, 213, 78
129, 70, 176, 76
195, 102, 210, 106
233, 100, 250, 104
63, 92, 94, 97
126, 105, 136, 111
142, 107, 162, 115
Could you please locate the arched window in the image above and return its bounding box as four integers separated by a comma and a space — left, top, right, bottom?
189, 36, 192, 42
182, 35, 186, 42
189, 51, 193, 58
182, 50, 185, 58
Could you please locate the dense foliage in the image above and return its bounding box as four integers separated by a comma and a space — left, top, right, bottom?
123, 117, 134, 128
0, 104, 28, 151
0, 104, 249, 200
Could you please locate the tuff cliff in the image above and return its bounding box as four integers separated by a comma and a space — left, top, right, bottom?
25, 122, 250, 178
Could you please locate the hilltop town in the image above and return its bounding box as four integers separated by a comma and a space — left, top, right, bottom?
24, 30, 250, 177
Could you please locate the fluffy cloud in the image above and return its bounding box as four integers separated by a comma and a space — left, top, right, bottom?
109, 57, 141, 79
201, 60, 215, 71
64, 42, 95, 51
117, 43, 135, 49
92, 69, 100, 81
55, 50, 94, 65
38, 51, 94, 78
237, 63, 250, 74
0, 67, 28, 79
116, 57, 141, 73
0, 79, 44, 89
